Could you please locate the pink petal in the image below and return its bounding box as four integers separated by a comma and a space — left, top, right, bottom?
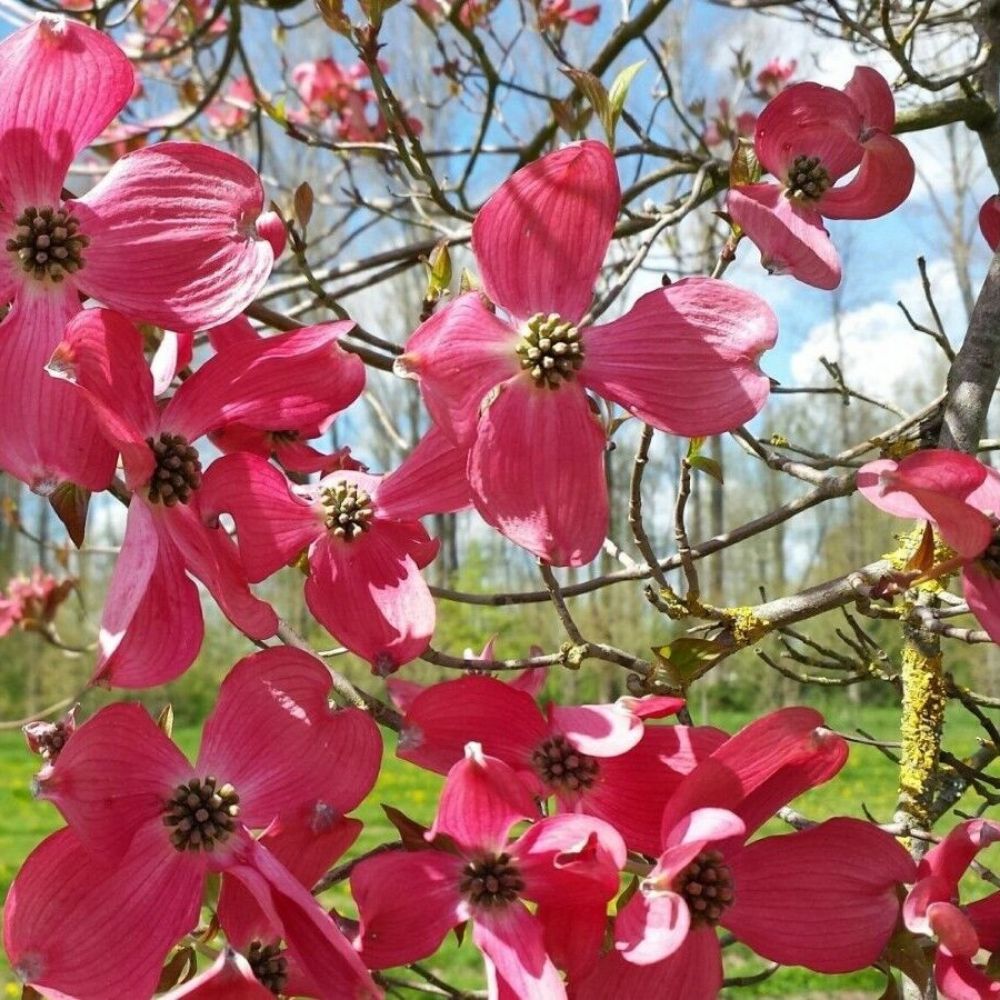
724, 818, 916, 972
581, 277, 777, 436
160, 949, 274, 999
306, 526, 436, 673
936, 951, 1000, 1000
726, 183, 842, 290
548, 702, 645, 757
968, 467, 1000, 518
963, 564, 1000, 642
967, 891, 1000, 951
164, 322, 363, 443
843, 67, 896, 132
151, 329, 194, 396
615, 887, 690, 965
4, 825, 203, 1000
207, 314, 258, 350
980, 195, 1000, 252
473, 904, 567, 1000
395, 293, 520, 444
927, 901, 980, 958
48, 307, 159, 489
1, 288, 116, 491
36, 702, 191, 859
918, 818, 1000, 888
73, 142, 274, 330
471, 140, 619, 324
198, 647, 382, 827
352, 850, 466, 968
470, 376, 608, 566
754, 83, 863, 181
92, 502, 204, 688
398, 675, 547, 776
0, 18, 134, 206
376, 425, 473, 521
819, 132, 914, 220
199, 453, 322, 582
904, 875, 954, 937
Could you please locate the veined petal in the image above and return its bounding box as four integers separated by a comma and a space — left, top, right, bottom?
936, 951, 1000, 1000
4, 825, 203, 1000
581, 278, 777, 436
819, 132, 914, 220
843, 67, 896, 132
0, 18, 134, 207
615, 886, 690, 966
1, 286, 116, 491
727, 184, 841, 290
963, 565, 1000, 643
164, 322, 363, 443
198, 647, 382, 827
473, 904, 567, 1000
472, 140, 618, 324
980, 195, 1000, 252
200, 453, 322, 583
376, 425, 472, 521
161, 949, 274, 999
469, 376, 608, 567
74, 142, 274, 330
966, 892, 1000, 952
151, 329, 194, 396
395, 293, 520, 445
306, 527, 436, 674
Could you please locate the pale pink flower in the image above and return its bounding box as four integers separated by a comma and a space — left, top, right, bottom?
904, 819, 1000, 999
4, 647, 383, 1000
754, 57, 797, 98
205, 77, 257, 135
0, 18, 275, 493
857, 449, 1000, 641
414, 0, 497, 27
353, 743, 627, 991
537, 0, 600, 30
201, 426, 472, 674
727, 68, 914, 289
397, 140, 778, 565
134, 0, 227, 54
0, 568, 74, 637
47, 307, 365, 687
575, 709, 916, 999
980, 195, 1000, 252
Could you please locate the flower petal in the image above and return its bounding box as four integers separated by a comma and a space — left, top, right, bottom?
963, 564, 1000, 642
935, 951, 1000, 1000
395, 293, 520, 444
160, 949, 275, 999
819, 132, 914, 220
0, 18, 134, 206
842, 67, 896, 132
615, 886, 690, 966
469, 377, 608, 566
473, 904, 567, 1000
727, 184, 841, 290
581, 277, 777, 436
74, 142, 274, 329
980, 195, 1000, 252
471, 140, 618, 324
198, 647, 382, 826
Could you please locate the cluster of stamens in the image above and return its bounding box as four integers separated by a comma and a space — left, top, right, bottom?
981, 528, 1000, 577
321, 482, 374, 540
146, 432, 203, 506
785, 155, 831, 202
459, 853, 525, 908
162, 776, 240, 852
516, 313, 584, 389
531, 734, 599, 792
6, 206, 89, 282
247, 941, 288, 994
674, 849, 734, 925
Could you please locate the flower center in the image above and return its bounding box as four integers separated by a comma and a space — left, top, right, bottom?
459, 852, 525, 908
162, 776, 240, 852
321, 482, 374, 540
269, 429, 300, 444
531, 733, 599, 792
675, 849, 734, 926
785, 155, 831, 202
146, 432, 203, 506
980, 529, 1000, 577
516, 312, 584, 389
6, 206, 89, 283
247, 941, 288, 994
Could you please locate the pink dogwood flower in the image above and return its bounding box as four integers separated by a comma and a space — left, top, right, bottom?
48, 307, 365, 687
396, 675, 725, 855
575, 708, 916, 999
702, 98, 758, 149
201, 426, 471, 674
727, 67, 914, 289
980, 195, 1000, 252
904, 819, 1000, 999
754, 57, 797, 98
0, 17, 276, 493
205, 76, 257, 135
397, 140, 778, 565
857, 448, 1000, 641
4, 647, 383, 1000
161, 949, 275, 1000
537, 0, 600, 31
352, 743, 627, 992
0, 568, 74, 638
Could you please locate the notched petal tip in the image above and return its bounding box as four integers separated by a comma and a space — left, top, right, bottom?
44, 343, 77, 383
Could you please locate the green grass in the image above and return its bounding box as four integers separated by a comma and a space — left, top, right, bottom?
0, 702, 996, 997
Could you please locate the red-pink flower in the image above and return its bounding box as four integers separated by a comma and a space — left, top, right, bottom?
980, 195, 1000, 252
352, 743, 627, 992
574, 708, 916, 999
4, 647, 383, 999
201, 426, 471, 674
727, 68, 914, 289
397, 140, 778, 565
0, 18, 275, 493
537, 0, 600, 30
132, 0, 227, 54
904, 819, 1000, 999
48, 307, 365, 687
754, 57, 797, 98
396, 674, 724, 855
161, 949, 275, 1000
857, 449, 1000, 641
0, 568, 74, 638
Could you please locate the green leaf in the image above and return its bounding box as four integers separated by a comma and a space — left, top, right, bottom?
424, 239, 452, 301
686, 436, 705, 459
607, 60, 644, 133
561, 68, 611, 142
689, 455, 723, 484
730, 137, 761, 188
652, 637, 724, 687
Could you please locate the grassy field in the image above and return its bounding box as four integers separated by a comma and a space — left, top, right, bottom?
0, 701, 996, 997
